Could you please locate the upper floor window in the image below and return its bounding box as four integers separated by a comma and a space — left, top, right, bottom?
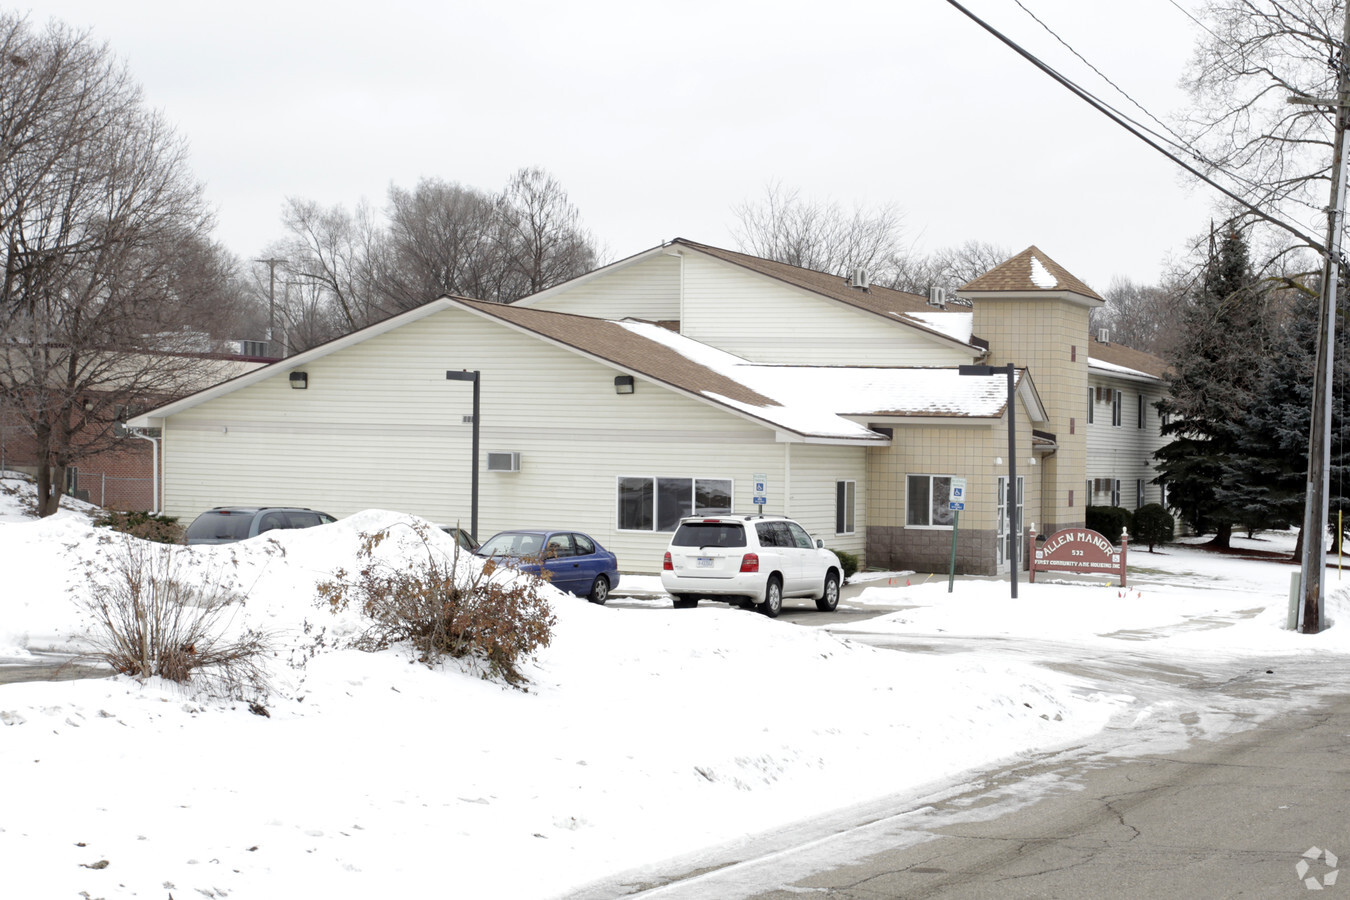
1112, 390, 1123, 427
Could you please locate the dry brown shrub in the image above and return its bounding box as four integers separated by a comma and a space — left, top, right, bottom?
80, 539, 273, 700
316, 523, 556, 687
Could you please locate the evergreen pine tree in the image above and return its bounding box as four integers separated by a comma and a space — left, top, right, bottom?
1240, 281, 1350, 554
1154, 229, 1272, 548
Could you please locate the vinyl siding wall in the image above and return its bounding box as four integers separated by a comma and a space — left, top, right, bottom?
1085, 374, 1167, 510
679, 254, 972, 366
161, 309, 864, 574
525, 253, 682, 320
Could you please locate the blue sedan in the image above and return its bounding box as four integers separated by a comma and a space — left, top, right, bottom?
475, 529, 620, 604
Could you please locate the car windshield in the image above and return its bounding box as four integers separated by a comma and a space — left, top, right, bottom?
185, 511, 254, 542
478, 532, 544, 557
670, 522, 746, 549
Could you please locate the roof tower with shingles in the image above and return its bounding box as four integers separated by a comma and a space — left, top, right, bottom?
960, 246, 1103, 302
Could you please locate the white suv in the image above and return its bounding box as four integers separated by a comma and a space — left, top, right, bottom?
661, 515, 843, 618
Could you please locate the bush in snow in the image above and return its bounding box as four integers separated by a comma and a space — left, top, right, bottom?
830, 548, 859, 580
1085, 505, 1131, 541
94, 509, 184, 545
316, 523, 556, 687
1132, 503, 1175, 552
79, 540, 273, 699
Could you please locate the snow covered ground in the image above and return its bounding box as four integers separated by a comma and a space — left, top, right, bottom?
3, 470, 1350, 899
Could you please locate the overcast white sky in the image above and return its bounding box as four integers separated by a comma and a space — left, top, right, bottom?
26, 0, 1216, 293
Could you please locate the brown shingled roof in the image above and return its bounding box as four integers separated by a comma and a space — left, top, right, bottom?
959, 246, 1103, 302
1088, 338, 1169, 379
456, 298, 782, 409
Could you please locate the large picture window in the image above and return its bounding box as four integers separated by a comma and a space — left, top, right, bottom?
836, 480, 856, 534
617, 476, 733, 531
906, 475, 956, 527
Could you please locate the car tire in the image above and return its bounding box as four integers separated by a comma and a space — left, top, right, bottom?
816, 571, 840, 612
672, 595, 699, 609
760, 576, 783, 618
588, 575, 610, 605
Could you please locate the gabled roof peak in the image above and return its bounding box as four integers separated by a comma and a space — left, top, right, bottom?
959, 246, 1103, 302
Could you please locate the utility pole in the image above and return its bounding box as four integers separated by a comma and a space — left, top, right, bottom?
1296, 5, 1350, 635
256, 258, 286, 356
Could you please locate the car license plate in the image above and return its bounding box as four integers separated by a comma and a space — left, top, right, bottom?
697, 557, 713, 568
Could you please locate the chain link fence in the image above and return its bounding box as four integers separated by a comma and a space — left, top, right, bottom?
71, 471, 154, 512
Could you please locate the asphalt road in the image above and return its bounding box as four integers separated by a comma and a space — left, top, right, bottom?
567, 653, 1350, 900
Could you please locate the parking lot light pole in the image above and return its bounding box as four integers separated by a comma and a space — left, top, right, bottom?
959, 363, 1018, 599
446, 370, 480, 541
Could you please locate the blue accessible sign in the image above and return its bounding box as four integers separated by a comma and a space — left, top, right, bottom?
948, 477, 967, 511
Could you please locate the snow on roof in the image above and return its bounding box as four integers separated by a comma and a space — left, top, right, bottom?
901, 311, 974, 344
1029, 256, 1058, 289
619, 321, 1019, 439
1089, 358, 1155, 379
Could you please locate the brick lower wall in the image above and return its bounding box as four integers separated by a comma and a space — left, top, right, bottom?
867, 525, 1002, 576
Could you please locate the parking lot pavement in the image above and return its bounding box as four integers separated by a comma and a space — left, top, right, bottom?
606, 574, 919, 626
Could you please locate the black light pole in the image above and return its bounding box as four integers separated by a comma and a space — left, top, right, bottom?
446, 370, 480, 540
959, 363, 1018, 598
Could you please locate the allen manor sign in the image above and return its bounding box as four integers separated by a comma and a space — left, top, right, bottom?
1029, 527, 1128, 586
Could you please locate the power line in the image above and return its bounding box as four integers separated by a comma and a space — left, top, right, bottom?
1165, 0, 1224, 43
1012, 0, 1191, 152
1009, 0, 1323, 217
941, 0, 1326, 253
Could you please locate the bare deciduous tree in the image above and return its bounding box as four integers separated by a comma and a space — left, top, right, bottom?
383, 178, 501, 309
274, 168, 601, 338
0, 14, 225, 516
731, 182, 907, 279
496, 167, 599, 300
278, 198, 388, 334
888, 240, 1012, 296
1096, 276, 1189, 355
1182, 0, 1343, 252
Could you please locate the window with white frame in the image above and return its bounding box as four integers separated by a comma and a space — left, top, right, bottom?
1111, 478, 1121, 507
906, 475, 956, 527
617, 476, 733, 532
1112, 390, 1123, 427
1137, 394, 1145, 428
836, 480, 856, 534
1087, 387, 1094, 424
1137, 479, 1145, 508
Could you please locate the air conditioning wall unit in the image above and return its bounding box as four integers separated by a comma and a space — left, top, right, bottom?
1097, 328, 1110, 344
928, 286, 947, 307
486, 451, 521, 472
850, 267, 870, 289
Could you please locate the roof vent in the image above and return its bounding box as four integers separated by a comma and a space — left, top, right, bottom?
850, 267, 870, 290
928, 286, 947, 308
1097, 328, 1110, 344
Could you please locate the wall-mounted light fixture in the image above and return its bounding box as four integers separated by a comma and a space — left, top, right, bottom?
289, 371, 308, 390
614, 375, 635, 394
